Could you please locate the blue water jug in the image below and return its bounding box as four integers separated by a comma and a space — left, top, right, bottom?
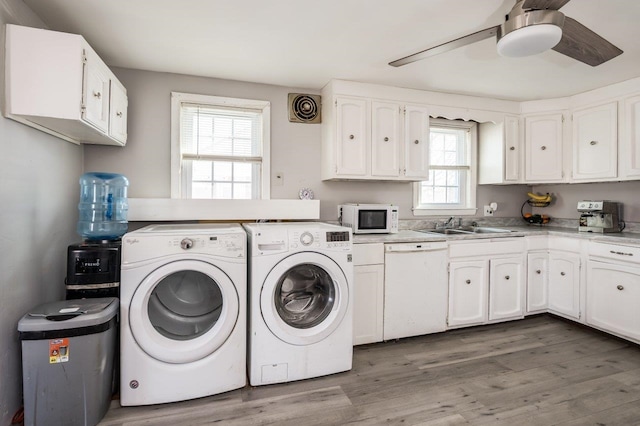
77, 172, 129, 240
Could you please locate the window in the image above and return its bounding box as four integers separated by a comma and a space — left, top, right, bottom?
171, 92, 270, 199
413, 119, 477, 215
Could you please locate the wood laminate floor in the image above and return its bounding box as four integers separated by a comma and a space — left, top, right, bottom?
100, 315, 640, 425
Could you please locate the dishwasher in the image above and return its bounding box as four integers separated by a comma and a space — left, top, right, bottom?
383, 241, 448, 340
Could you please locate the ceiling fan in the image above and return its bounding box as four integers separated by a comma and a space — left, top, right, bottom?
389, 0, 622, 67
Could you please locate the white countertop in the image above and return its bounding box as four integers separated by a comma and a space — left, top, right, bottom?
353, 226, 640, 246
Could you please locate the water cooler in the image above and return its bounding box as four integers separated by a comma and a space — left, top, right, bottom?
66, 172, 129, 300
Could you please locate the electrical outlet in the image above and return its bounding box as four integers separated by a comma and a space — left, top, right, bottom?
484, 205, 494, 216
274, 172, 284, 186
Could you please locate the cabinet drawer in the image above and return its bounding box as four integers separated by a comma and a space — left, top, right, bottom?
353, 243, 384, 266
449, 238, 525, 258
589, 241, 640, 264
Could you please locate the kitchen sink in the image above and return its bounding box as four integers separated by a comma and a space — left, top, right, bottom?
418, 226, 513, 235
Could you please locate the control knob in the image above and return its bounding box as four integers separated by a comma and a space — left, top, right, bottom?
180, 238, 194, 250
300, 232, 314, 246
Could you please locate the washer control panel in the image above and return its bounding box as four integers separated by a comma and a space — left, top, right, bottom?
289, 229, 351, 250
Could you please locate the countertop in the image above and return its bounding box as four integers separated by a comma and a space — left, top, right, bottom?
353, 226, 640, 246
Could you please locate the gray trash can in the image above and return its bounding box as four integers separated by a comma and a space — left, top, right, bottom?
18, 297, 118, 426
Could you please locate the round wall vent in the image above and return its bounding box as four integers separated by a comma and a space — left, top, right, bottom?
288, 93, 321, 123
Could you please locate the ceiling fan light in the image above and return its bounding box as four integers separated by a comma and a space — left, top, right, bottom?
497, 24, 563, 58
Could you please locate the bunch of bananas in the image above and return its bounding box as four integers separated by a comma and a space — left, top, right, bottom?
527, 192, 552, 203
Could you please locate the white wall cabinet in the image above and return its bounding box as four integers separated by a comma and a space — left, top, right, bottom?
524, 113, 564, 182
547, 251, 581, 320
572, 102, 617, 181
5, 24, 127, 146
478, 115, 521, 184
620, 94, 640, 179
322, 94, 430, 181
352, 243, 385, 345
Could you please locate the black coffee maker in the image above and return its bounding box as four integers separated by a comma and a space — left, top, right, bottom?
65, 240, 121, 299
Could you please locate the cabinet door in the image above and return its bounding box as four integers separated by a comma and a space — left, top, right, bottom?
572, 102, 617, 181
336, 97, 369, 176
504, 115, 521, 182
82, 50, 110, 133
548, 252, 580, 319
109, 80, 128, 144
403, 105, 430, 179
353, 264, 384, 345
448, 260, 488, 327
525, 114, 564, 182
586, 261, 640, 342
489, 256, 525, 321
621, 94, 640, 179
371, 101, 401, 177
527, 252, 548, 313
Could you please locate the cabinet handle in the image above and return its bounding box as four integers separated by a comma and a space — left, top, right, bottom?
93, 91, 102, 99
610, 250, 633, 257
617, 285, 624, 291
349, 134, 355, 140
541, 145, 547, 151
414, 140, 420, 144
384, 137, 389, 142
465, 279, 471, 284
590, 140, 598, 146
116, 111, 123, 117
536, 269, 541, 274
560, 272, 566, 276
509, 146, 515, 151
505, 275, 510, 280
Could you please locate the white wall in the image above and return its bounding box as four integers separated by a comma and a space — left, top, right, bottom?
0, 1, 83, 423
84, 68, 530, 221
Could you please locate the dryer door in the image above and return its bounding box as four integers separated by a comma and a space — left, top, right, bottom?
129, 259, 239, 363
260, 252, 349, 346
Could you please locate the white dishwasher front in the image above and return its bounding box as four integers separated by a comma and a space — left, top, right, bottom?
383, 241, 448, 340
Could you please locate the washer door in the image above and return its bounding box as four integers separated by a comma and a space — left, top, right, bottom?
129, 260, 239, 364
260, 252, 349, 346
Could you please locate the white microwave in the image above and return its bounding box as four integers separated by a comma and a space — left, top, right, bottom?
339, 204, 399, 234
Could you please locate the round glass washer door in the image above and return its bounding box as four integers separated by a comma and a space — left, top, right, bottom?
260, 252, 349, 346
129, 259, 239, 364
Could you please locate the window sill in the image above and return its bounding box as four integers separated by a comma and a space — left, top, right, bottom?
128, 198, 319, 221
412, 207, 478, 217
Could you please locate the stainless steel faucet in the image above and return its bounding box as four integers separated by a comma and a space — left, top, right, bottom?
443, 216, 455, 228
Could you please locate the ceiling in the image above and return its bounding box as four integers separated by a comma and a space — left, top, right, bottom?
22, 0, 640, 101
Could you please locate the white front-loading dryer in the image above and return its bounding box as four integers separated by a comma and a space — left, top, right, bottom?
120, 224, 246, 406
244, 222, 353, 386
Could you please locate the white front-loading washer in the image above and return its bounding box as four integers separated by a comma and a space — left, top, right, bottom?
243, 222, 353, 386
120, 223, 246, 406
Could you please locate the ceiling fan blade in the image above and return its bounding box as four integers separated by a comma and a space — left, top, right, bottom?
389, 26, 499, 67
552, 16, 623, 66
522, 0, 571, 10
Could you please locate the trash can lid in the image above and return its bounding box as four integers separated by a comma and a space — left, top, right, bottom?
18, 297, 119, 333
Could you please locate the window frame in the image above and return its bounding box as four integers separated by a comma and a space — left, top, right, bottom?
170, 92, 271, 199
412, 118, 477, 216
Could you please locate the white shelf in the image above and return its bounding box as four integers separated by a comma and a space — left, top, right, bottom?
128, 198, 320, 221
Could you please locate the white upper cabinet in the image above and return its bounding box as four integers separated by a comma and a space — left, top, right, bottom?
620, 94, 640, 179
371, 101, 401, 177
524, 113, 564, 182
5, 24, 127, 146
322, 94, 430, 181
572, 102, 618, 181
335, 97, 369, 177
478, 115, 521, 184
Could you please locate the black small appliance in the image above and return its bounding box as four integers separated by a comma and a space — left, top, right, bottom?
65, 240, 121, 299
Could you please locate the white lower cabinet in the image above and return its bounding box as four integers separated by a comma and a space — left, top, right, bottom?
526, 252, 548, 313
352, 243, 384, 345
448, 239, 525, 328
547, 251, 581, 319
448, 260, 488, 327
